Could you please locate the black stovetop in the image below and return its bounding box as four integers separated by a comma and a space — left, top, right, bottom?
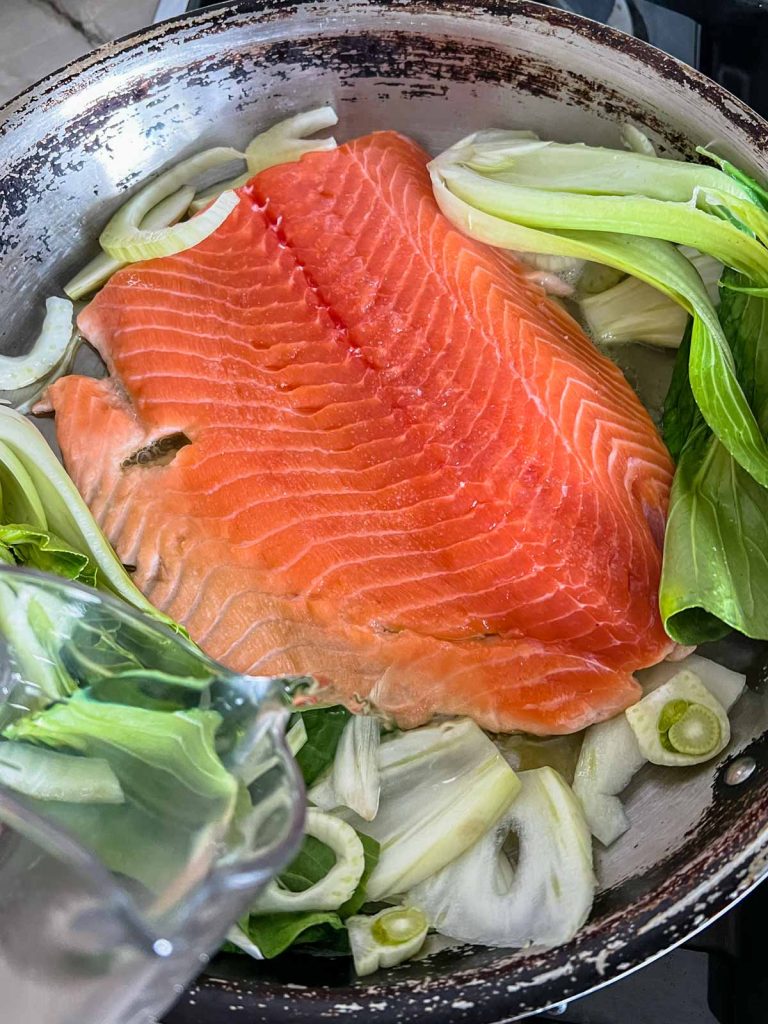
168, 3, 768, 1022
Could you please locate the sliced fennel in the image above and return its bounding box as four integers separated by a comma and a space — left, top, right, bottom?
65, 185, 195, 299
430, 139, 768, 490
572, 715, 644, 846
408, 767, 594, 949
245, 105, 338, 175
254, 808, 365, 912
347, 906, 428, 976
637, 654, 746, 711
0, 298, 78, 403
99, 147, 243, 263
188, 173, 251, 214
310, 718, 520, 900
625, 669, 731, 766
0, 740, 123, 803
188, 106, 339, 213
574, 654, 745, 844
582, 250, 723, 348
0, 407, 165, 619
331, 714, 381, 821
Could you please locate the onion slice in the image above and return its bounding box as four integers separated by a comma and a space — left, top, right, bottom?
99, 147, 243, 263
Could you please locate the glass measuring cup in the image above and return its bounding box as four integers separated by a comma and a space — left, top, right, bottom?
0, 567, 306, 1024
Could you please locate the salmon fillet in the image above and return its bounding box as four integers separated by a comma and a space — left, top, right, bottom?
47, 131, 674, 734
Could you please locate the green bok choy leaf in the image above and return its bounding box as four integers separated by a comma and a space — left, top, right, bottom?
661, 271, 768, 641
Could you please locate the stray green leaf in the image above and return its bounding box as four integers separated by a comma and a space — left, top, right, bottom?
294, 705, 351, 785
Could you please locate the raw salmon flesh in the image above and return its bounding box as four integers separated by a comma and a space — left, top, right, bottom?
47, 131, 674, 734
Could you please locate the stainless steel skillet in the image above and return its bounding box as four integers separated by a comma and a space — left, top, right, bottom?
1, 2, 767, 1020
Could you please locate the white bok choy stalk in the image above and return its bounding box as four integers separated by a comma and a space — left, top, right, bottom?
619, 123, 657, 157
309, 718, 520, 900
253, 808, 365, 912
582, 249, 724, 348
332, 713, 381, 821
429, 133, 768, 491
408, 766, 594, 949
573, 654, 746, 844
188, 106, 339, 213
347, 906, 428, 977
0, 298, 79, 407
0, 740, 124, 804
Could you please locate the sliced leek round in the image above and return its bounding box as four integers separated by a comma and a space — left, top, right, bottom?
347, 905, 428, 977
625, 669, 730, 766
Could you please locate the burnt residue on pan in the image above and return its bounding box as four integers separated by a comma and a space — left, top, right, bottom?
2, 3, 768, 1021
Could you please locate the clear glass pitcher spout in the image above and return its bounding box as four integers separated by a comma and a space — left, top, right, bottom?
0, 568, 305, 1024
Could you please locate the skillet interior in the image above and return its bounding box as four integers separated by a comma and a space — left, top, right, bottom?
1, 2, 767, 1020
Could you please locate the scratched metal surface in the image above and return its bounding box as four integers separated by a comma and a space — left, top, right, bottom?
1, 2, 767, 1021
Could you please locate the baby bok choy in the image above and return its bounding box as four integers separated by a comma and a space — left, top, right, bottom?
5, 691, 238, 892
582, 249, 723, 349
430, 131, 768, 489
408, 766, 594, 949
0, 740, 124, 804
310, 717, 520, 899
662, 273, 768, 643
